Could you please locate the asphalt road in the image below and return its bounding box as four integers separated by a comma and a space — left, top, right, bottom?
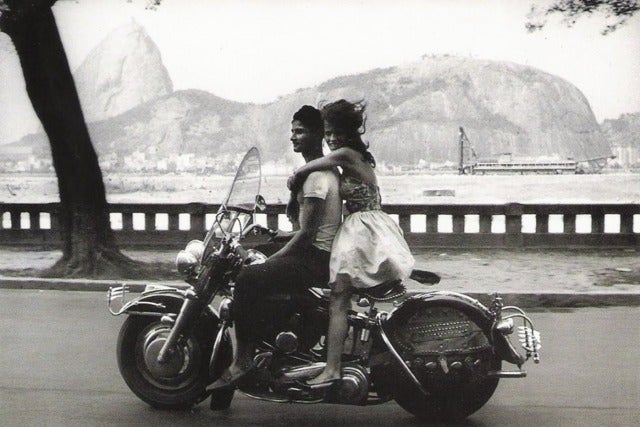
0, 289, 638, 426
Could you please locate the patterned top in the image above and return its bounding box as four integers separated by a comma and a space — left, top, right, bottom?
340, 176, 382, 214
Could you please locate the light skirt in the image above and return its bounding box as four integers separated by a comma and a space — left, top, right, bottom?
329, 210, 415, 289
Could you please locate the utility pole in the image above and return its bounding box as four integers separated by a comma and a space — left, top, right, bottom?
458, 127, 475, 174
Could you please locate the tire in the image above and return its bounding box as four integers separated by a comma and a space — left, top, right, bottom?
117, 315, 233, 410
376, 303, 501, 422
392, 354, 500, 422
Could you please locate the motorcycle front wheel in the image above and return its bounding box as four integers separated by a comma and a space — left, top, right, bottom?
117, 315, 233, 410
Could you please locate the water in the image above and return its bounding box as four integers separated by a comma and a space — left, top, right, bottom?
2, 172, 639, 205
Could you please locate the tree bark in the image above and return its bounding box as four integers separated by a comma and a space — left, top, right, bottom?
1, 2, 138, 277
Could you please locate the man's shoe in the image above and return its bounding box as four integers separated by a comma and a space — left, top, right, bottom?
207, 366, 252, 391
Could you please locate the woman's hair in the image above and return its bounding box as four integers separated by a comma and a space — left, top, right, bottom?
320, 99, 376, 167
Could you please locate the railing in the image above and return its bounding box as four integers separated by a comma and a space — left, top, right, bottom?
1, 202, 638, 249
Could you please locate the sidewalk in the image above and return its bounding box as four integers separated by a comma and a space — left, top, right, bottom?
1, 247, 638, 307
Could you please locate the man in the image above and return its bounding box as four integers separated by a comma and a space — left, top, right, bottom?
209, 105, 342, 389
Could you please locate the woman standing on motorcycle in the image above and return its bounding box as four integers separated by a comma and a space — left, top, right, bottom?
288, 99, 415, 387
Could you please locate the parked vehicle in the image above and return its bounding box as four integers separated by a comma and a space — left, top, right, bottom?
108, 147, 541, 422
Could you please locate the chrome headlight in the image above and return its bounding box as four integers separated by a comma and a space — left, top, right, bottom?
185, 239, 205, 261
176, 240, 204, 277
176, 250, 198, 276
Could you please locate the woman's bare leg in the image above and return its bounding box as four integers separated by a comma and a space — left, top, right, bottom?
308, 282, 352, 384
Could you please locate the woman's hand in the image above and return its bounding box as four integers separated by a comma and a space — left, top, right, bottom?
287, 172, 304, 192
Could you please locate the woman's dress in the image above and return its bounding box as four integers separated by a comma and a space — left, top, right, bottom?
329, 176, 415, 288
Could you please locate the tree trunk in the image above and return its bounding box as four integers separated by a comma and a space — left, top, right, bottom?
1, 2, 138, 277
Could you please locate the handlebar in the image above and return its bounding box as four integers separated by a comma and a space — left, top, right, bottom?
241, 223, 278, 239
234, 243, 249, 261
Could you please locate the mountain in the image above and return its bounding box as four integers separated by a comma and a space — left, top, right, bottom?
2, 45, 613, 169
291, 55, 610, 164
104, 55, 613, 167
74, 19, 173, 122
88, 89, 250, 156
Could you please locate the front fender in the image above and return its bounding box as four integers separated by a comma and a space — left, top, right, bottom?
107, 284, 220, 320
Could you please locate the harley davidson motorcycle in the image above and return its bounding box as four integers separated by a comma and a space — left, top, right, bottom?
108, 147, 541, 422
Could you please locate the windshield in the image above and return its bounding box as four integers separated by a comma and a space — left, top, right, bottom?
223, 147, 261, 212
203, 148, 261, 250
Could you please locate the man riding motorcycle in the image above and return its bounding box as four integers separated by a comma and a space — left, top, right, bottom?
208, 105, 342, 390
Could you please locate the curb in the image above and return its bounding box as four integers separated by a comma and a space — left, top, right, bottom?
2, 276, 640, 308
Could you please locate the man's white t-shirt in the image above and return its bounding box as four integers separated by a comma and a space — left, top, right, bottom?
297, 169, 342, 252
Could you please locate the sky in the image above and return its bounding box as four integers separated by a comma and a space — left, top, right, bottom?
1, 0, 639, 144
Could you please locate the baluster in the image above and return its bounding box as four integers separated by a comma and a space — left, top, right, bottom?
50, 211, 60, 232
591, 213, 604, 233
563, 214, 576, 234
426, 214, 438, 233
620, 213, 633, 234
169, 213, 179, 231
452, 214, 465, 234
535, 214, 548, 233
145, 213, 154, 231
30, 211, 40, 230
479, 215, 492, 233
10, 211, 20, 230
399, 214, 411, 234
122, 212, 133, 231
192, 213, 205, 233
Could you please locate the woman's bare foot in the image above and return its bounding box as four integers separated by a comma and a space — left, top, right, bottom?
306, 369, 341, 385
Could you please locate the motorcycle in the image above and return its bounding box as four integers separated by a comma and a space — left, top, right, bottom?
108, 147, 541, 422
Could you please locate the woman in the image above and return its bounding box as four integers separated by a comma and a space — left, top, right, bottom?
287, 99, 415, 387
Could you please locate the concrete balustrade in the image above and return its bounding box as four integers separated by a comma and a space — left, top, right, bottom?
0, 202, 638, 249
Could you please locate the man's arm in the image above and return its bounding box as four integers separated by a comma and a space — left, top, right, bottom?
269, 196, 324, 259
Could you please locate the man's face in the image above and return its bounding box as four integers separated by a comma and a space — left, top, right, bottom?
290, 120, 320, 153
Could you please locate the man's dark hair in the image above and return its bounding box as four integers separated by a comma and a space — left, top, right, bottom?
292, 105, 323, 134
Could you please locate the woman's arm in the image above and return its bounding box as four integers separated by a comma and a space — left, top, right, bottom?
287, 148, 353, 191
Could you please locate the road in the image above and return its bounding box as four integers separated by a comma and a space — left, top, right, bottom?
0, 289, 638, 426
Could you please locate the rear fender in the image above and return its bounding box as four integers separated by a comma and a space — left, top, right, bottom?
386, 291, 493, 329
383, 291, 521, 365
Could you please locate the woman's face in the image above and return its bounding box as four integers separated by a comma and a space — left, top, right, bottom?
323, 121, 348, 151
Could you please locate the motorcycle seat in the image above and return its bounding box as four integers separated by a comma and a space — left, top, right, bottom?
355, 280, 406, 302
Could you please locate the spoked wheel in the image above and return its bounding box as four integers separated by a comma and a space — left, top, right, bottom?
374, 304, 501, 422
117, 316, 232, 409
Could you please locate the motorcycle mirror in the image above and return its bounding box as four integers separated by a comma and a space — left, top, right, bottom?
255, 195, 267, 211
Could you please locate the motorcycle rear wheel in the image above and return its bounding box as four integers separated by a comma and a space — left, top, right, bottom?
117, 315, 233, 410
377, 304, 501, 422
392, 357, 500, 422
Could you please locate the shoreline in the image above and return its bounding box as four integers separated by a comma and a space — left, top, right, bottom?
2, 172, 639, 205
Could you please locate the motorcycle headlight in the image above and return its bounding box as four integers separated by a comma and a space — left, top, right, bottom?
176, 250, 198, 276
185, 239, 205, 261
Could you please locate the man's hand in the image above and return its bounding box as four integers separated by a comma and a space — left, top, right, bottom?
285, 192, 300, 226
270, 196, 324, 259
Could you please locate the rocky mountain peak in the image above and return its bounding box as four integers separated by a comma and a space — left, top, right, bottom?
74, 19, 173, 122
